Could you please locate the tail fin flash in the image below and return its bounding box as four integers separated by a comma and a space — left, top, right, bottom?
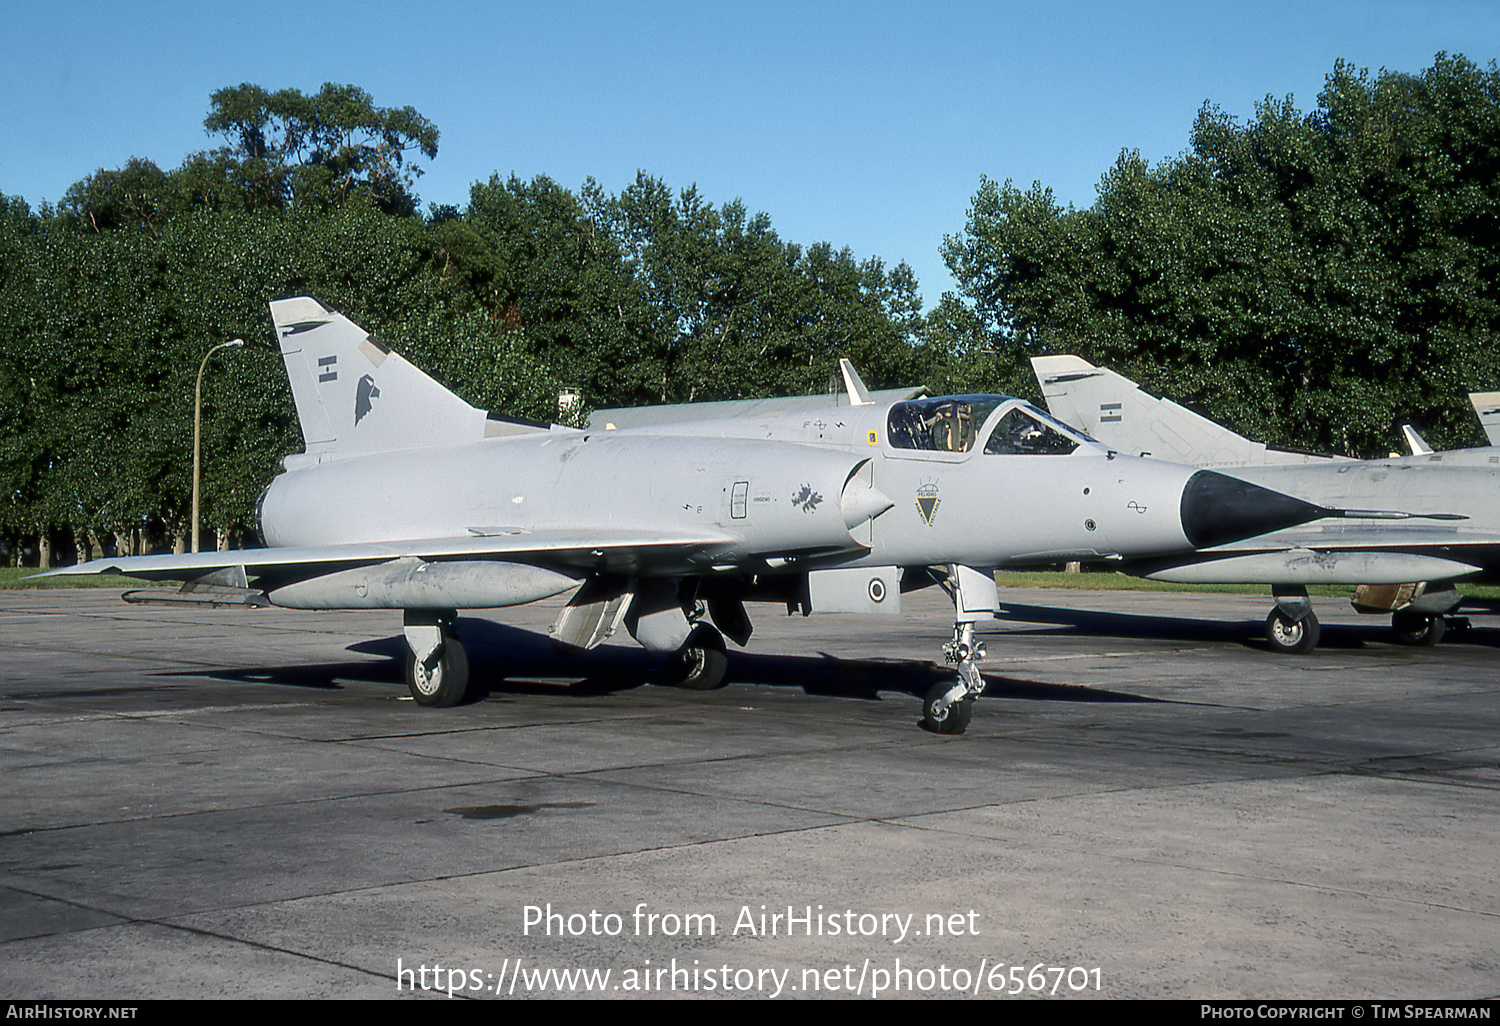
1031, 355, 1339, 467
271, 297, 489, 460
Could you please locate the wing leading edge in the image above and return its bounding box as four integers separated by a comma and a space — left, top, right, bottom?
38, 527, 741, 584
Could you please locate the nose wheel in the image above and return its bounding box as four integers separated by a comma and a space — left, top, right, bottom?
923, 681, 974, 734
922, 621, 986, 734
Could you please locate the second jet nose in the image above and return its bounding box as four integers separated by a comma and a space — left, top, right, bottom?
1180, 470, 1327, 549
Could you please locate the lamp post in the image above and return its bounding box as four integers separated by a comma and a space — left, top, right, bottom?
192, 338, 244, 553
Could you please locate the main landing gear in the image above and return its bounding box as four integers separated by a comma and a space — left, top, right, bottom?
1265, 607, 1321, 654
404, 609, 470, 706
662, 623, 730, 690
1264, 586, 1320, 655
1265, 582, 1460, 653
1391, 609, 1446, 647
1350, 581, 1461, 649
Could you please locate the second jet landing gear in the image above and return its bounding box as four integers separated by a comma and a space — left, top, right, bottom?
1352, 581, 1462, 648
1265, 586, 1320, 655
922, 564, 999, 735
404, 609, 470, 706
1391, 609, 1446, 647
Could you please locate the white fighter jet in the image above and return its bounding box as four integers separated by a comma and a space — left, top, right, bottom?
44, 299, 1343, 732
1033, 355, 1489, 653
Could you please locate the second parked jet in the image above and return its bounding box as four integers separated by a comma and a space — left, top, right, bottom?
1034, 355, 1490, 653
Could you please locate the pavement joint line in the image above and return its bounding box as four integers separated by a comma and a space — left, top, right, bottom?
867, 817, 1500, 923
0, 646, 246, 667
0, 745, 922, 837
0, 774, 564, 837
5, 822, 868, 927
1359, 744, 1500, 762
2, 728, 1015, 838
0, 884, 393, 985
1338, 770, 1500, 791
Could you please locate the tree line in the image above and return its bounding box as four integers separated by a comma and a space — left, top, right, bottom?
940, 52, 1500, 457
5, 55, 1499, 565
0, 85, 938, 564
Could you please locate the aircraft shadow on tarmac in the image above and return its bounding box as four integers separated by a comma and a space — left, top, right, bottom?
995, 599, 1500, 651
159, 617, 1160, 707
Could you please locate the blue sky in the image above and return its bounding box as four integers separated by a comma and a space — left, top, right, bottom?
4, 1, 1496, 307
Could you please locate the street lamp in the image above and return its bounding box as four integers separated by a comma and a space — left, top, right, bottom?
192, 338, 244, 553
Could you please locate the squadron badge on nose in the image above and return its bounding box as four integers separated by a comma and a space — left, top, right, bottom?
915, 481, 940, 526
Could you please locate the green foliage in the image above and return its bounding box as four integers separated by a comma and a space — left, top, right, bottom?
0, 84, 928, 561
581, 172, 927, 403
58, 157, 176, 236
942, 53, 1500, 456
202, 82, 440, 215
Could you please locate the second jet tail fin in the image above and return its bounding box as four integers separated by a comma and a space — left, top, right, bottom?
1469, 392, 1500, 447
1030, 355, 1339, 467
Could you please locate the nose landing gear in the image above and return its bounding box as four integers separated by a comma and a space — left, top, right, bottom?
921, 565, 997, 735
923, 621, 986, 734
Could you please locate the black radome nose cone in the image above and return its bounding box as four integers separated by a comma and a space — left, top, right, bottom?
1180, 471, 1327, 549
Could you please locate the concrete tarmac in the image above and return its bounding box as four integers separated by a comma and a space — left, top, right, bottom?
1, 585, 1496, 1000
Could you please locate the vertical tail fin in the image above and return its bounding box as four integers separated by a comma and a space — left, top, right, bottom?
1469, 392, 1500, 447
1030, 355, 1338, 466
1401, 424, 1433, 455
270, 297, 489, 460
839, 359, 874, 405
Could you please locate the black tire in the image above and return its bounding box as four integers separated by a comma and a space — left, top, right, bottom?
665, 625, 729, 690
1392, 610, 1445, 647
1265, 608, 1320, 655
921, 682, 973, 735
405, 637, 470, 707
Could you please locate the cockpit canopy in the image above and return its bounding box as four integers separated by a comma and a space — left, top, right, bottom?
885, 395, 1092, 455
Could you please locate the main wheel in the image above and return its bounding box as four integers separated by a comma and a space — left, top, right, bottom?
405, 636, 470, 707
1392, 610, 1445, 647
921, 682, 973, 735
665, 625, 729, 690
1265, 608, 1320, 654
